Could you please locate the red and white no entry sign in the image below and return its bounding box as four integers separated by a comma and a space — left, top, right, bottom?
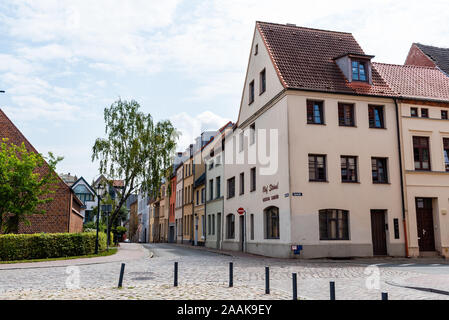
237, 207, 245, 215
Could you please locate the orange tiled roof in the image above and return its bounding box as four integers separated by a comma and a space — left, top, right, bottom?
256, 21, 396, 97
373, 62, 449, 102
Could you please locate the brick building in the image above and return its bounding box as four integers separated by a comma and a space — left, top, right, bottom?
0, 109, 84, 233
405, 43, 449, 76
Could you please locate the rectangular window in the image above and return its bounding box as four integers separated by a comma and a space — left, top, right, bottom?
239, 172, 244, 195
227, 177, 235, 199
201, 188, 205, 203
254, 44, 258, 55
372, 157, 388, 183
341, 156, 358, 182
338, 103, 355, 126
413, 136, 431, 171
250, 123, 256, 145
421, 108, 429, 118
260, 69, 266, 94
410, 107, 418, 117
368, 105, 385, 128
212, 214, 215, 235
319, 209, 350, 240
196, 190, 199, 205
249, 80, 255, 104
351, 60, 367, 81
443, 138, 449, 171
226, 214, 235, 239
250, 167, 256, 191
442, 110, 448, 120
250, 214, 254, 240
308, 154, 327, 181
216, 176, 221, 198
307, 100, 324, 124
209, 179, 214, 201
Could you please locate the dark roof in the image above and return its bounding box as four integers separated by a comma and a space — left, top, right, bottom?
373, 62, 449, 102
256, 21, 396, 97
415, 43, 449, 76
72, 176, 97, 197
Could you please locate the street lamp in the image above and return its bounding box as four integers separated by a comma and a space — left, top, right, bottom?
95, 183, 104, 254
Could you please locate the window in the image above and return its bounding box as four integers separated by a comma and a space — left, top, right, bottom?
442, 110, 448, 120
260, 69, 266, 94
372, 157, 388, 183
307, 100, 324, 124
319, 209, 349, 240
413, 136, 431, 171
250, 167, 256, 191
338, 103, 355, 126
443, 138, 449, 171
227, 177, 235, 198
208, 160, 214, 170
410, 107, 418, 117
254, 44, 258, 55
226, 214, 235, 239
264, 206, 280, 239
249, 80, 255, 104
250, 123, 256, 145
341, 156, 358, 182
212, 214, 215, 235
196, 190, 199, 205
216, 177, 221, 198
308, 154, 326, 181
421, 108, 429, 118
239, 172, 245, 195
209, 179, 214, 201
201, 188, 205, 203
368, 105, 384, 128
250, 214, 254, 240
351, 60, 367, 81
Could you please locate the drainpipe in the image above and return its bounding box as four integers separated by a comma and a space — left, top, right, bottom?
394, 98, 409, 258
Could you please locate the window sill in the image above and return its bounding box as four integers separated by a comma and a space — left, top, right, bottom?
373, 181, 390, 185
369, 126, 386, 129
338, 125, 357, 128
341, 181, 360, 184
309, 179, 328, 183
307, 122, 326, 126
259, 90, 266, 96
248, 100, 254, 106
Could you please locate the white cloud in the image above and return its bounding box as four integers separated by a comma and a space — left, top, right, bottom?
170, 110, 231, 151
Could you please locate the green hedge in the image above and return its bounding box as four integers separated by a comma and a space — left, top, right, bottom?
0, 232, 107, 261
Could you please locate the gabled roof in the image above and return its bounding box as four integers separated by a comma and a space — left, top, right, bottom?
415, 43, 449, 76
72, 176, 97, 197
373, 62, 449, 102
256, 21, 396, 97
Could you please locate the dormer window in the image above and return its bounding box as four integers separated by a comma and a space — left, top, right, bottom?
351, 60, 367, 81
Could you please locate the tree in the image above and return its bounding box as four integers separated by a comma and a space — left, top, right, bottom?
0, 138, 63, 233
92, 99, 178, 232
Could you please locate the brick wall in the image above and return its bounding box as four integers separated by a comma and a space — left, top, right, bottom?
1, 109, 80, 234
405, 44, 436, 68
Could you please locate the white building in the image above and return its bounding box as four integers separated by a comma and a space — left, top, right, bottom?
71, 177, 97, 222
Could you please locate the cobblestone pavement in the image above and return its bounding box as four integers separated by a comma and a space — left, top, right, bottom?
0, 243, 448, 300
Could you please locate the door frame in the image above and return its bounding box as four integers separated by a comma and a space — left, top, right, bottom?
415, 197, 436, 252
370, 209, 388, 256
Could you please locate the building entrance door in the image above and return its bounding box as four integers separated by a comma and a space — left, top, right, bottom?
416, 198, 435, 252
194, 216, 198, 246
239, 215, 244, 252
370, 210, 387, 255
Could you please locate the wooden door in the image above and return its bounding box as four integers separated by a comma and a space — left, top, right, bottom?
415, 198, 435, 251
371, 210, 387, 255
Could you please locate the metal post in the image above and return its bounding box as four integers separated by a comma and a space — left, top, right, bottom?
382, 292, 388, 300
95, 195, 101, 254
265, 267, 270, 294
118, 263, 125, 288
174, 262, 178, 287
106, 209, 109, 251
292, 273, 297, 300
229, 262, 233, 287
330, 281, 335, 300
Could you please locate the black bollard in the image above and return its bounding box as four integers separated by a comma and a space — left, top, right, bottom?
265, 267, 270, 294
330, 281, 335, 300
174, 262, 178, 287
292, 273, 297, 300
118, 263, 125, 288
382, 292, 388, 300
229, 262, 233, 287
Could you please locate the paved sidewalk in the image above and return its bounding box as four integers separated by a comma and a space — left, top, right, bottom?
0, 243, 148, 270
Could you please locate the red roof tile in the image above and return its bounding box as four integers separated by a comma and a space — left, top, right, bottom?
373, 62, 449, 102
256, 21, 396, 97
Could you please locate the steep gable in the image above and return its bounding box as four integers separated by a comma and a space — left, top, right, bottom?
405, 43, 449, 76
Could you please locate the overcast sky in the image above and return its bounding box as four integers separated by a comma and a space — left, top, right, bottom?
0, 0, 448, 182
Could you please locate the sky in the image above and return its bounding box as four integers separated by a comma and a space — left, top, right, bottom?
0, 0, 448, 183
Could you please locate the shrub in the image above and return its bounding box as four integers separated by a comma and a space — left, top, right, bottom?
0, 232, 107, 261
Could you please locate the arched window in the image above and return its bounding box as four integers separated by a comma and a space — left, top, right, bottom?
226, 214, 235, 239
264, 206, 279, 239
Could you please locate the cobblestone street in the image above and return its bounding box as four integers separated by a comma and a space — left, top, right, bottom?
1, 243, 448, 300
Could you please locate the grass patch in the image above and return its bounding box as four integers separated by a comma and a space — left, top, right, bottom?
0, 248, 118, 264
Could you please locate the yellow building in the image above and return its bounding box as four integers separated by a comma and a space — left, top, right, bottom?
193, 148, 206, 246
182, 146, 194, 244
